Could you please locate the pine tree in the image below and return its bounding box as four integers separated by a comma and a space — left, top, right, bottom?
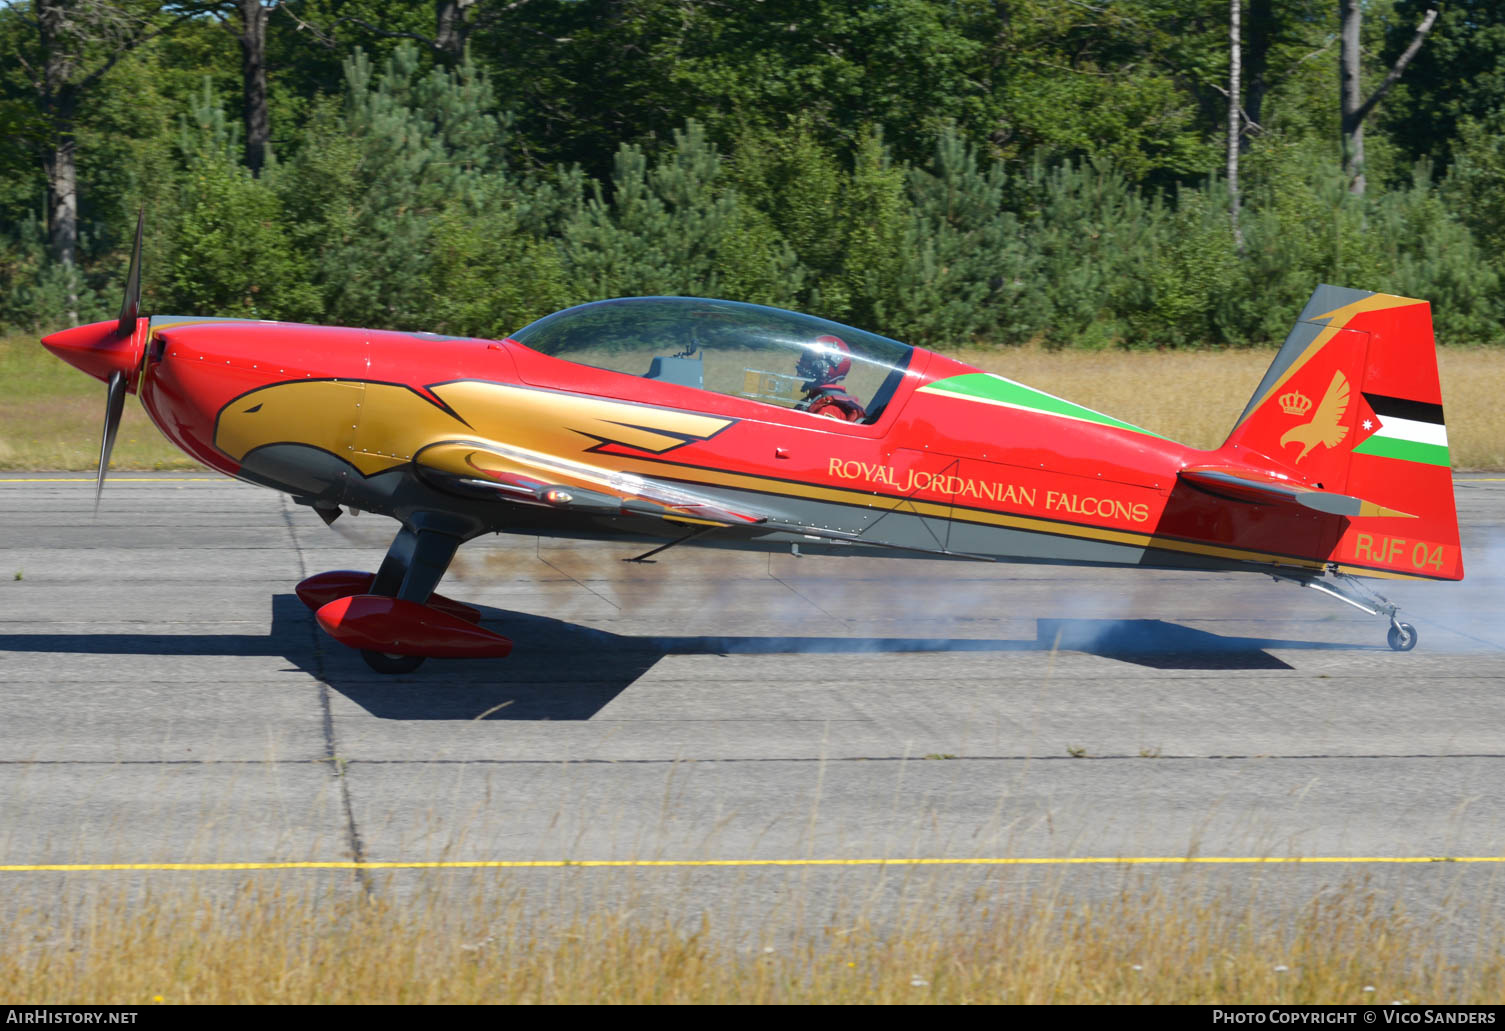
1015, 159, 1164, 348
561, 120, 803, 306
838, 128, 908, 334
881, 127, 1036, 349
730, 118, 853, 318
280, 43, 508, 329
160, 81, 317, 320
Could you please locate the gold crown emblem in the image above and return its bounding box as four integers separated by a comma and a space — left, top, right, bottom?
1279, 390, 1312, 417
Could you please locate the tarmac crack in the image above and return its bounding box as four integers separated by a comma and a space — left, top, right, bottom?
533, 537, 622, 610
766, 554, 844, 624
280, 497, 372, 895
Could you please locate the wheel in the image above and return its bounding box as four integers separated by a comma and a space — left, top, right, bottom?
1386, 622, 1418, 652
361, 649, 427, 674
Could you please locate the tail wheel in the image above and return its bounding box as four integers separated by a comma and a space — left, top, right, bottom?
361, 650, 427, 674
1387, 622, 1418, 652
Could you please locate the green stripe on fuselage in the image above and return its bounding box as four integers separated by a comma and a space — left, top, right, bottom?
919, 373, 1166, 439
1353, 435, 1450, 467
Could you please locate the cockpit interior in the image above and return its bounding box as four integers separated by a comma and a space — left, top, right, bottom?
508, 297, 916, 424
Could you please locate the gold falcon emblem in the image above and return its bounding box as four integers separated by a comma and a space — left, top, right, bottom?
1279, 369, 1349, 463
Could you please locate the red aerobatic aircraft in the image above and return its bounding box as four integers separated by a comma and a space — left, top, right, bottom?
42, 215, 1461, 671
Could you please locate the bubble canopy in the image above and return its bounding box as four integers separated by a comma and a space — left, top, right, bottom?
508, 297, 916, 423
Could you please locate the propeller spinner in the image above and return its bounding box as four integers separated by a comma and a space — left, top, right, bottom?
40, 208, 147, 508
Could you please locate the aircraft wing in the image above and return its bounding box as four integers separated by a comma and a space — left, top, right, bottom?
1178, 466, 1414, 518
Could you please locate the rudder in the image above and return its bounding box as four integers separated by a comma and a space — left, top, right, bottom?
1218, 285, 1461, 580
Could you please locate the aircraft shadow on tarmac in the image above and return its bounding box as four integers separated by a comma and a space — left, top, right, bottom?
3, 595, 1371, 721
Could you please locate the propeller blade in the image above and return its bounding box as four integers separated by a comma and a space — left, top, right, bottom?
116, 206, 144, 338
96, 369, 126, 511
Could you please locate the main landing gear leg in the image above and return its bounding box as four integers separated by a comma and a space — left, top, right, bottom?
361, 525, 464, 674
369, 525, 419, 598
1275, 570, 1418, 652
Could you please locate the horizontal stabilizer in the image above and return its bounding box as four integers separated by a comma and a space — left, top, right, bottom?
1178, 467, 1414, 519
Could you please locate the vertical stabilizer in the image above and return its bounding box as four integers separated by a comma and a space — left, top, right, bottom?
1218, 285, 1461, 580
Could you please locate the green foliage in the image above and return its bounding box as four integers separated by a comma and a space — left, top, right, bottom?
2, 0, 1504, 349
483, 0, 999, 180
1012, 159, 1163, 349
0, 212, 106, 332
1375, 168, 1500, 344
560, 121, 803, 307
879, 128, 1035, 349
1442, 114, 1505, 260
279, 43, 508, 328
423, 178, 576, 339
730, 117, 852, 316
1134, 183, 1241, 349
984, 0, 1222, 185
1383, 0, 1505, 175
835, 129, 909, 334
158, 83, 318, 320
664, 0, 991, 163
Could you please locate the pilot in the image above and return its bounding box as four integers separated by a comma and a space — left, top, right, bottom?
795, 335, 866, 422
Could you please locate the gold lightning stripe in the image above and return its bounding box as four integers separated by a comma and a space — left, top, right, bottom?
1243, 293, 1421, 424
1, 856, 1501, 873
214, 379, 734, 478
1333, 563, 1427, 580
435, 381, 733, 454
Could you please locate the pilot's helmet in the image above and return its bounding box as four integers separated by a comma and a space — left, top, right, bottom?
797, 335, 853, 383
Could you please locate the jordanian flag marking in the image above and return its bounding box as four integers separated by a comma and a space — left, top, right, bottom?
919, 373, 1166, 439
1353, 393, 1449, 466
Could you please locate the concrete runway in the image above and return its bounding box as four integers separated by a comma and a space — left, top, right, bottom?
2, 473, 1503, 943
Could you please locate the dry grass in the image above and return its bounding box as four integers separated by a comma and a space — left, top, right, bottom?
0, 334, 193, 471
955, 345, 1505, 467
0, 395, 196, 471
3, 876, 1500, 1004
5, 333, 1501, 470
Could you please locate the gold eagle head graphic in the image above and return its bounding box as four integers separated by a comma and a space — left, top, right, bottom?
1279, 369, 1350, 463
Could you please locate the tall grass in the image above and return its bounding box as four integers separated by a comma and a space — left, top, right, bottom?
953, 345, 1505, 466
4, 874, 1500, 1003
0, 334, 194, 471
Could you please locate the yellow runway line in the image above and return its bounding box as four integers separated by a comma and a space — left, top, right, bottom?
1, 856, 1502, 873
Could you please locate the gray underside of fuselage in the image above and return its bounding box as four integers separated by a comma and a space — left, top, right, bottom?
238, 444, 1278, 576
681, 481, 1267, 574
